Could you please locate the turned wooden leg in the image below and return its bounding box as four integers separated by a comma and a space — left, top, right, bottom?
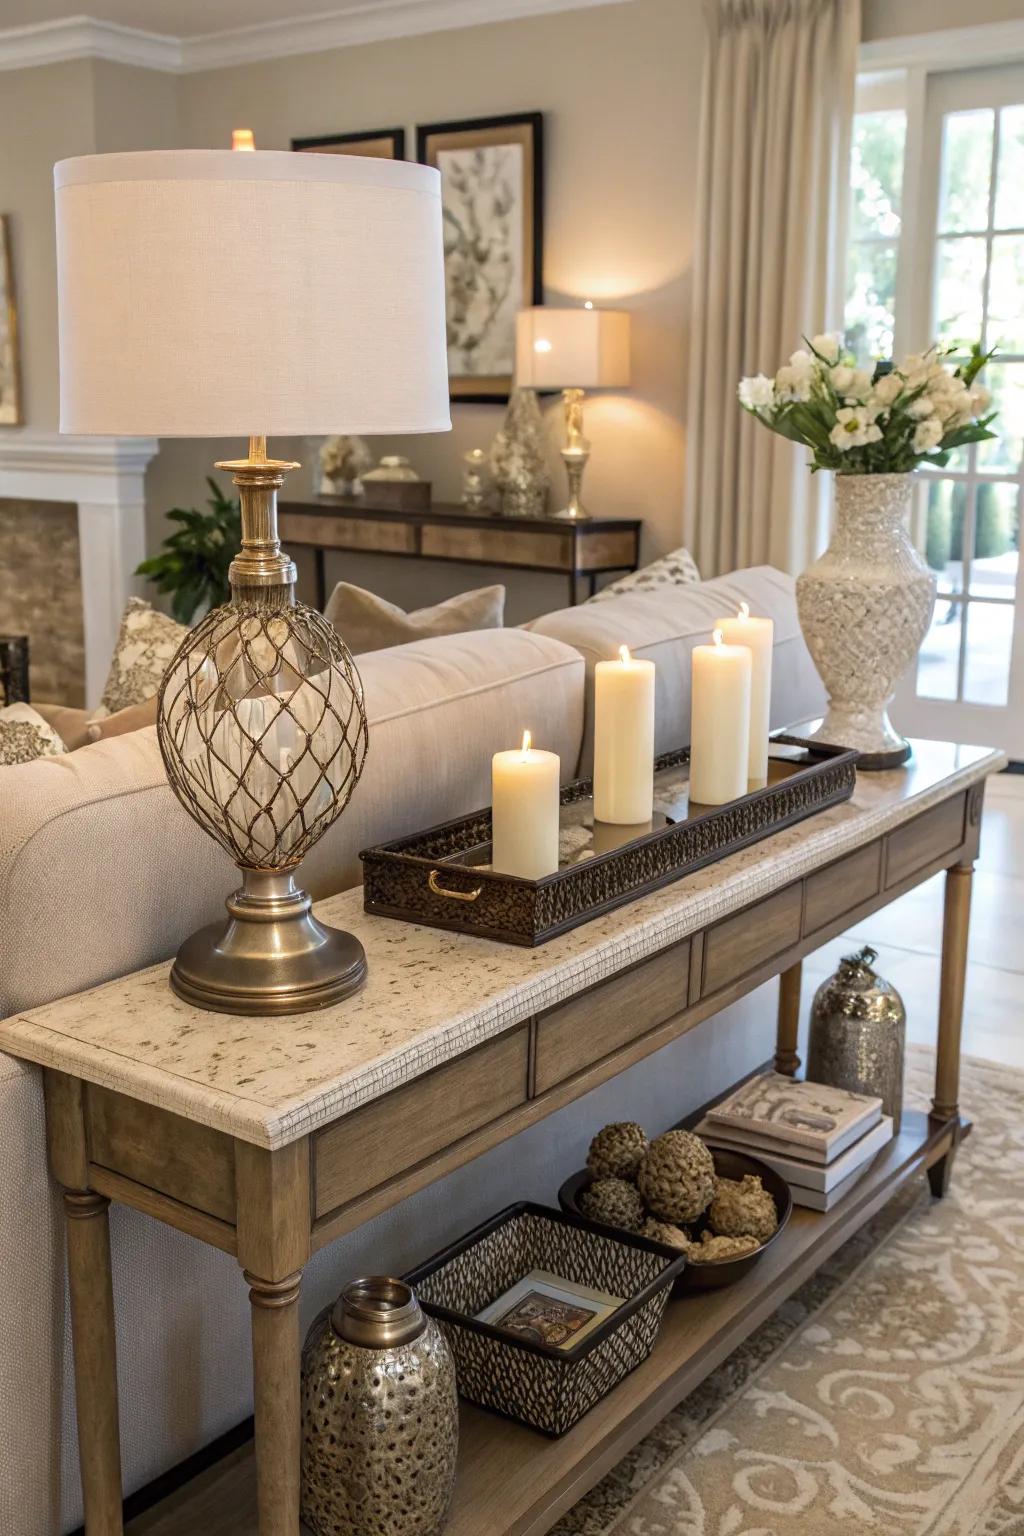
929, 861, 973, 1197
65, 1191, 124, 1536
246, 1269, 303, 1536
775, 960, 803, 1076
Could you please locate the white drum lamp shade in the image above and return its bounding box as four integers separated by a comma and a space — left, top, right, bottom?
54, 149, 451, 437
515, 306, 630, 392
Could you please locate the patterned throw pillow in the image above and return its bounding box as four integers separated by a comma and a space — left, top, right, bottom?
99, 597, 187, 714
588, 547, 701, 603
0, 704, 69, 766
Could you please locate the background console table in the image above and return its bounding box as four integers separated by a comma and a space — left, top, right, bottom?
278, 495, 643, 608
0, 740, 1003, 1536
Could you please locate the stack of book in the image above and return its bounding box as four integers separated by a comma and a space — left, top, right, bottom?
697, 1073, 895, 1211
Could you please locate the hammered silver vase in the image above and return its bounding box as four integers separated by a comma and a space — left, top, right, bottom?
807, 946, 906, 1131
489, 386, 550, 517
301, 1277, 458, 1536
796, 473, 936, 768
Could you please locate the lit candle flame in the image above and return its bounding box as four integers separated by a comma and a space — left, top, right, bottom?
619, 644, 632, 665
521, 729, 532, 756
739, 601, 750, 620
231, 129, 255, 151
534, 338, 552, 353
713, 628, 724, 647
584, 300, 594, 310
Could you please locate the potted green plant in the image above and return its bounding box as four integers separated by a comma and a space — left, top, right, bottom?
136, 478, 241, 625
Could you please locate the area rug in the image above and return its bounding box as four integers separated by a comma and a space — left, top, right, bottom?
558, 1048, 1024, 1536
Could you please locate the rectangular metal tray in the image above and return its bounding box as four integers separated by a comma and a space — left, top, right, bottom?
360, 736, 858, 946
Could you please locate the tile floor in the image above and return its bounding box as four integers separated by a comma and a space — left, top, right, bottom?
800, 768, 1024, 1069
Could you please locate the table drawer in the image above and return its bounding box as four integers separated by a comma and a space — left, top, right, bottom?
804, 844, 883, 936
279, 512, 416, 555
421, 524, 571, 570
886, 795, 966, 887
86, 1084, 236, 1222
314, 1026, 529, 1217
534, 941, 690, 1095
703, 884, 803, 995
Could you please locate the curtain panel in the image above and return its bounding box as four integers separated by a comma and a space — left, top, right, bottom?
684, 0, 860, 577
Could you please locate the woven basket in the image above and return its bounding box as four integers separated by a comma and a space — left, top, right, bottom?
405, 1203, 684, 1437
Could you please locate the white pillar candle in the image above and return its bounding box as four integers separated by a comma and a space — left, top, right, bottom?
594, 645, 656, 825
689, 630, 752, 805
491, 731, 561, 880
716, 601, 774, 786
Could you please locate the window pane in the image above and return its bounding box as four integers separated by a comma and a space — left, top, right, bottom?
964, 601, 1013, 706
988, 236, 1024, 352
938, 109, 994, 233
978, 361, 1024, 473
916, 597, 962, 700
969, 481, 1020, 598
845, 240, 898, 360
850, 112, 906, 240
923, 478, 966, 592
995, 104, 1024, 231
935, 236, 987, 346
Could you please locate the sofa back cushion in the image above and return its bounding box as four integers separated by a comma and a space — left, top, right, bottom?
0, 628, 584, 1017
526, 566, 826, 772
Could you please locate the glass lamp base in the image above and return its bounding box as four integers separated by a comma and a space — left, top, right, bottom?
170, 869, 367, 1016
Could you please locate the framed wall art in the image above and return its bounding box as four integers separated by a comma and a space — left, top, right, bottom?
0, 216, 22, 427
417, 111, 543, 403
291, 127, 405, 160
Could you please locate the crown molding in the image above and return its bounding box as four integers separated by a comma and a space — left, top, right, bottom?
860, 19, 1024, 73
0, 0, 630, 75
0, 14, 182, 72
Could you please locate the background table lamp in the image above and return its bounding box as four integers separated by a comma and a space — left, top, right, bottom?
55, 149, 449, 1014
515, 305, 630, 520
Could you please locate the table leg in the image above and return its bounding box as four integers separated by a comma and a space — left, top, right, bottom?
775, 960, 802, 1076
929, 861, 973, 1197
65, 1190, 124, 1535
246, 1268, 303, 1536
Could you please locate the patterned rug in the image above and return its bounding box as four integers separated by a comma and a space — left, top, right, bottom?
558, 1049, 1024, 1536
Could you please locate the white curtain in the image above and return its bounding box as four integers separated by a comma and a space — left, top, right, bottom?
684, 0, 860, 577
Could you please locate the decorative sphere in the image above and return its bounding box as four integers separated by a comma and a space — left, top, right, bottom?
158, 599, 368, 869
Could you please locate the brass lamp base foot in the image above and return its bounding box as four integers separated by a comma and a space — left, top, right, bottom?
170, 870, 367, 1016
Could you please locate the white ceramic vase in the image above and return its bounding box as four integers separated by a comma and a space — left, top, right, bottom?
796, 473, 936, 768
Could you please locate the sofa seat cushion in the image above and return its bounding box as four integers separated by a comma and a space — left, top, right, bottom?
526, 566, 826, 772
0, 628, 584, 1017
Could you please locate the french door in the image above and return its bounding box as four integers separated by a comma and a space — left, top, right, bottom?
847, 62, 1024, 757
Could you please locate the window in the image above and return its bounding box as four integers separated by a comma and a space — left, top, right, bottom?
845, 109, 907, 363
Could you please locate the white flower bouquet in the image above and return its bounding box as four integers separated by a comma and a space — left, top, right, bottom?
738, 335, 996, 473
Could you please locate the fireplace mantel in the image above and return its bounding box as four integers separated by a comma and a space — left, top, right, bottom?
0, 432, 159, 706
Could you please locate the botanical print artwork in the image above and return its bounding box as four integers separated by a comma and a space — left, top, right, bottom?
0, 216, 21, 426
438, 143, 524, 379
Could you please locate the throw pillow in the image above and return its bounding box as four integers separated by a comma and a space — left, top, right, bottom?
324, 582, 505, 655
33, 696, 160, 750
100, 597, 187, 714
0, 704, 69, 766
588, 547, 700, 603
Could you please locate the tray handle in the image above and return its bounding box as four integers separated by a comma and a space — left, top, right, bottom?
428, 868, 483, 903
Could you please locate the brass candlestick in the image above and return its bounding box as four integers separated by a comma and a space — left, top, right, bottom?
158, 435, 370, 1015
554, 387, 591, 521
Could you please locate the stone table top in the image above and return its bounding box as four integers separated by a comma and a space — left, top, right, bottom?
0, 740, 1004, 1149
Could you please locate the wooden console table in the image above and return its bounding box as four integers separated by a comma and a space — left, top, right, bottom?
0, 740, 1004, 1536
278, 495, 642, 608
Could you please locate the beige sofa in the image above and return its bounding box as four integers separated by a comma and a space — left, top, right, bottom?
0, 567, 824, 1535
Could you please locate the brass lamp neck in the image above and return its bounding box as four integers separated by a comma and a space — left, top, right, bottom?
216, 433, 300, 598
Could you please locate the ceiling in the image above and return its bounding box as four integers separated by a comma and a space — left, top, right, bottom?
0, 0, 487, 39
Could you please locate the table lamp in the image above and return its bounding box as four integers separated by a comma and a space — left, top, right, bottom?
54, 150, 449, 1014
515, 305, 630, 520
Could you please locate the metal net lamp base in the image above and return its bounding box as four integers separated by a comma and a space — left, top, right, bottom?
157, 440, 370, 1016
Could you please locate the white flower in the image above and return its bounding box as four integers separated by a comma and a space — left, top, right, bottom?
812, 333, 842, 364
738, 374, 776, 410
907, 396, 936, 420
913, 418, 944, 453
829, 405, 879, 450
847, 369, 873, 401
776, 350, 817, 402
830, 365, 856, 394
872, 372, 903, 407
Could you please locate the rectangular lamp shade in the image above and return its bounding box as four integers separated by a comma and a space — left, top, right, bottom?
515, 307, 630, 391
54, 149, 451, 438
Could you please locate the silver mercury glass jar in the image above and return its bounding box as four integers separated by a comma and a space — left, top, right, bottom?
807, 946, 906, 1132
301, 1276, 458, 1536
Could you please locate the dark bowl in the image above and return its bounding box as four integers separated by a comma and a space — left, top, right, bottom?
558, 1144, 793, 1293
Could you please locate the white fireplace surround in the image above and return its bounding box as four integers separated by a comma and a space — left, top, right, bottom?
0, 432, 160, 707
